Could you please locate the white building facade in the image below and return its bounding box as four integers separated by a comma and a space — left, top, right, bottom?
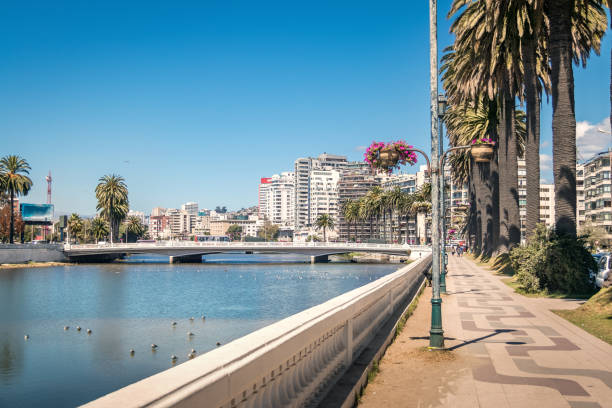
258, 172, 295, 228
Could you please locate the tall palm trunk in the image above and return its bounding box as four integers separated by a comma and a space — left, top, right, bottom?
382, 211, 387, 243
9, 190, 14, 244
347, 221, 351, 242
497, 94, 521, 253
523, 34, 541, 239
109, 197, 114, 244
549, 0, 577, 236
477, 154, 497, 258
469, 161, 480, 253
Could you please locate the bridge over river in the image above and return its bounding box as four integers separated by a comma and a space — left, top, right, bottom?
63, 241, 432, 263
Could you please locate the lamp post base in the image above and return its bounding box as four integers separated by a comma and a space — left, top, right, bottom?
429, 297, 445, 349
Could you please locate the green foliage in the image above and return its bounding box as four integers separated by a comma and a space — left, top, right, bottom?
314, 213, 335, 241
91, 217, 109, 242
509, 224, 597, 294
305, 235, 321, 242
257, 220, 279, 241
0, 155, 33, 243
226, 224, 243, 241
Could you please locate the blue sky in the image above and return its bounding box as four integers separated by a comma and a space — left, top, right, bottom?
2, 1, 610, 215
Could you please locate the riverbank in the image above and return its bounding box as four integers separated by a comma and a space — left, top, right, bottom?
0, 261, 73, 269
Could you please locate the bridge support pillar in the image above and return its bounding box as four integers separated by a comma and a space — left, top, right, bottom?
310, 255, 329, 264
169, 254, 203, 264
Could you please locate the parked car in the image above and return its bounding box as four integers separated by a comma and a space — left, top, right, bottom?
594, 252, 611, 288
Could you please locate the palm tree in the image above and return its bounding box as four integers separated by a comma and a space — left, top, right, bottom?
360, 186, 383, 241
0, 155, 33, 243
126, 216, 145, 243
448, 0, 527, 253
95, 175, 128, 243
67, 213, 83, 244
548, 0, 607, 235
340, 200, 354, 242
91, 217, 109, 243
342, 199, 361, 242
397, 191, 415, 244
447, 0, 606, 247
443, 97, 526, 253
314, 214, 335, 242
386, 187, 405, 243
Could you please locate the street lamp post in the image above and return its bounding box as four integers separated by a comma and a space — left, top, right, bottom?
438, 94, 448, 294
428, 0, 443, 349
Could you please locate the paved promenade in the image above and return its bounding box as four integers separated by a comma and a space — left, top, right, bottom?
360, 255, 612, 408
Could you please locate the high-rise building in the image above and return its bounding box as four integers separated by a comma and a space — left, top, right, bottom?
294, 154, 348, 229
181, 202, 199, 216
258, 172, 295, 228
149, 215, 168, 239
581, 150, 612, 243
165, 208, 195, 238
577, 163, 586, 226
539, 184, 555, 226
309, 169, 340, 226
517, 159, 556, 238
258, 178, 272, 218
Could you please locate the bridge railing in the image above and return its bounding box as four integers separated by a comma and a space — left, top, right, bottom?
64, 241, 432, 252
83, 254, 431, 408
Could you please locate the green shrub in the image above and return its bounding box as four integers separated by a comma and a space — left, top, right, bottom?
509, 224, 597, 294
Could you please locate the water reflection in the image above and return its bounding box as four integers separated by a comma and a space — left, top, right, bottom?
0, 335, 23, 384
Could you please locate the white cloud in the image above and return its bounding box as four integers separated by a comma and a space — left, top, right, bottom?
576, 117, 611, 160
540, 153, 552, 171
540, 141, 550, 148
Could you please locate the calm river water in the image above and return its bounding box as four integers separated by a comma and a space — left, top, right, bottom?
0, 254, 400, 407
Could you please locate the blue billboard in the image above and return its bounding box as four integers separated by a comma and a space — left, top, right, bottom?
20, 203, 54, 223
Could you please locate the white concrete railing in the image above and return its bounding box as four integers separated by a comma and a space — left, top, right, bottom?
65, 241, 432, 252
83, 255, 431, 408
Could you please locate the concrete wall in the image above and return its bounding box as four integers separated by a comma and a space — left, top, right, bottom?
84, 255, 431, 408
0, 243, 67, 264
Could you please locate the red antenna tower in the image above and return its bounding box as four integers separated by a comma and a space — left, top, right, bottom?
46, 171, 52, 204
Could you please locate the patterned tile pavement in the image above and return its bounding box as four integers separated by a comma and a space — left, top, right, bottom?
444, 255, 612, 407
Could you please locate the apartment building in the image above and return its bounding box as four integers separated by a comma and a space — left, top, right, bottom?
309, 169, 340, 226
539, 184, 555, 226
577, 163, 586, 226
582, 150, 612, 242
517, 159, 556, 238
149, 215, 168, 239
337, 172, 380, 241
258, 172, 295, 228
181, 202, 198, 216
209, 218, 259, 237
165, 209, 194, 238
294, 154, 348, 229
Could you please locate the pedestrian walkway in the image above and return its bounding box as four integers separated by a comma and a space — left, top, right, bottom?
359, 255, 612, 408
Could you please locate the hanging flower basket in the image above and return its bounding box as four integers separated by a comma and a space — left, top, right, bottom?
364, 140, 418, 173
470, 138, 495, 163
